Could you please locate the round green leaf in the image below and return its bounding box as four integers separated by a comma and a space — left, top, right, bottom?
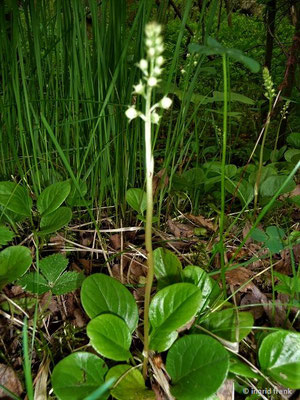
166, 334, 229, 400
285, 148, 300, 163
37, 181, 71, 216
149, 283, 202, 351
105, 365, 154, 400
81, 273, 138, 333
258, 330, 300, 389
0, 225, 15, 247
39, 207, 72, 235
182, 265, 221, 313
260, 175, 296, 197
154, 247, 182, 289
200, 308, 254, 342
287, 133, 300, 149
126, 188, 147, 214
87, 314, 131, 361
51, 352, 108, 400
0, 246, 32, 289
0, 182, 32, 217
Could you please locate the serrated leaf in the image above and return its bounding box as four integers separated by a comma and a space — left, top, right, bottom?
51, 352, 108, 400
18, 272, 49, 294
0, 246, 32, 289
81, 273, 138, 333
166, 334, 229, 400
259, 330, 300, 389
0, 182, 32, 217
37, 181, 71, 216
0, 225, 15, 247
149, 283, 202, 351
126, 188, 147, 214
182, 265, 221, 313
200, 308, 254, 342
52, 271, 85, 295
105, 365, 155, 400
154, 247, 182, 289
39, 207, 72, 235
40, 253, 68, 282
87, 314, 131, 361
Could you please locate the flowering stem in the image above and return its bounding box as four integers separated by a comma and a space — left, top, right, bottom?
220, 54, 228, 297
254, 99, 272, 211
142, 86, 154, 379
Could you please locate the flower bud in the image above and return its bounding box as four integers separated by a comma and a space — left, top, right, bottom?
138, 59, 148, 71
125, 107, 138, 120
151, 112, 160, 124
160, 97, 172, 109
148, 77, 158, 87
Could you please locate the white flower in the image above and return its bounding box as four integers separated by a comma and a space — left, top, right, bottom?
160, 97, 172, 109
151, 112, 160, 124
148, 48, 156, 57
148, 77, 158, 87
156, 56, 164, 66
153, 66, 162, 76
125, 107, 138, 120
145, 22, 161, 38
156, 44, 164, 54
133, 81, 144, 95
138, 59, 148, 71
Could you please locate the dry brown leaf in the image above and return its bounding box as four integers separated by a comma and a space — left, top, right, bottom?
128, 259, 146, 284
225, 267, 253, 291
217, 379, 234, 400
34, 359, 50, 400
186, 214, 217, 232
240, 293, 264, 320
167, 219, 195, 238
72, 308, 87, 328
109, 234, 121, 250
0, 364, 23, 398
153, 168, 169, 197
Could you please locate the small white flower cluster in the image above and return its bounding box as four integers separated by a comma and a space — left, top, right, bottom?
263, 67, 275, 100
125, 22, 172, 124
280, 100, 290, 120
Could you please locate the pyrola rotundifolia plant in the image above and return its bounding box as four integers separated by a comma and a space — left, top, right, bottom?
125, 22, 172, 377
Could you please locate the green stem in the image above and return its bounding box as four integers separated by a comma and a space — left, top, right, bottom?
220, 54, 228, 297
142, 87, 154, 379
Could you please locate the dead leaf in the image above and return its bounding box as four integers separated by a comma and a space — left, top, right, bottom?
34, 359, 50, 400
72, 308, 87, 328
225, 267, 253, 291
185, 214, 217, 232
167, 219, 195, 238
217, 379, 234, 400
128, 258, 147, 284
153, 169, 169, 197
240, 293, 264, 320
109, 234, 121, 250
0, 364, 23, 398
